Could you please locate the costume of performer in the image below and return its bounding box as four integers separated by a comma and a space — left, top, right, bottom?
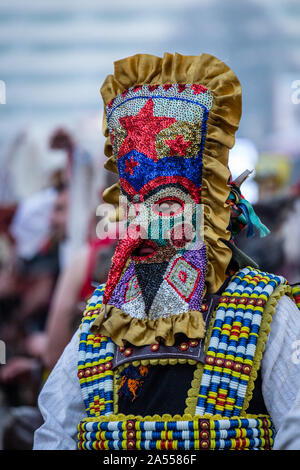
33, 53, 300, 451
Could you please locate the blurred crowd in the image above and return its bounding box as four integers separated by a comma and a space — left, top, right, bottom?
0, 126, 117, 449
0, 125, 299, 450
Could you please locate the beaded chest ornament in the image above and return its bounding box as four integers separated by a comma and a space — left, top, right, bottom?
92, 81, 215, 347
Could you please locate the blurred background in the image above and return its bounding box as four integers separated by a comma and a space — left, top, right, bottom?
0, 0, 300, 450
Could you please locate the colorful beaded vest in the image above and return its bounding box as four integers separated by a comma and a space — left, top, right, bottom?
77, 266, 292, 450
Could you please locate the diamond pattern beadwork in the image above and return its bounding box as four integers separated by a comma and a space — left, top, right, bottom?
196, 266, 287, 418
166, 257, 201, 301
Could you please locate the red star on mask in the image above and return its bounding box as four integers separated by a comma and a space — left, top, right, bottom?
118, 99, 176, 161
165, 135, 192, 157
125, 155, 140, 175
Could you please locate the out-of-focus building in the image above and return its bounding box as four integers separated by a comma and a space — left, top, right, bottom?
1, 1, 300, 160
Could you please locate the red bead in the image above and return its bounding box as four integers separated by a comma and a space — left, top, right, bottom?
200, 440, 209, 449
201, 303, 208, 312
84, 368, 91, 377
119, 346, 125, 353
126, 420, 135, 430
189, 340, 199, 348
224, 360, 233, 369
179, 342, 189, 352
205, 356, 215, 365
77, 370, 84, 379
127, 440, 135, 450
242, 364, 251, 375
98, 364, 105, 373
215, 358, 224, 367
124, 348, 133, 357
127, 430, 136, 439
233, 362, 242, 372
150, 343, 160, 352
104, 361, 112, 371
199, 420, 210, 430
200, 430, 209, 440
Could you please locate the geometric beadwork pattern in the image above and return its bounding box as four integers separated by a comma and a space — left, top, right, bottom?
196, 266, 287, 418
166, 257, 201, 302
77, 416, 274, 450
78, 284, 115, 417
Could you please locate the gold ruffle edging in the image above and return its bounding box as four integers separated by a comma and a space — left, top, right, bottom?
100, 52, 242, 294
90, 304, 205, 347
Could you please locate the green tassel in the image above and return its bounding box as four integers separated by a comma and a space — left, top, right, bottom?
239, 198, 270, 238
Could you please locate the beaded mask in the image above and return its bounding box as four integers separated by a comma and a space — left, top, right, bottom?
93, 53, 242, 347
103, 84, 209, 317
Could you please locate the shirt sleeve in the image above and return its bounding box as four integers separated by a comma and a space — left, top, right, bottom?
33, 329, 86, 450
261, 294, 300, 450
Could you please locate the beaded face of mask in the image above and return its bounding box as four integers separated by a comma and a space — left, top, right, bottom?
103, 84, 212, 320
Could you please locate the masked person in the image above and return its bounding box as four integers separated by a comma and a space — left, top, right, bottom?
33, 53, 300, 451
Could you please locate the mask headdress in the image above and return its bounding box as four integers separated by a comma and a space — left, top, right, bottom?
92, 52, 242, 346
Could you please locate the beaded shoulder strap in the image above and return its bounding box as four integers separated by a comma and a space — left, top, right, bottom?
78, 284, 115, 418
196, 266, 289, 418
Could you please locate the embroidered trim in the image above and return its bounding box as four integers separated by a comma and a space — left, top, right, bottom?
77, 414, 273, 450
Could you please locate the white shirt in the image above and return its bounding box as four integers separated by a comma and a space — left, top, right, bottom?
33, 294, 300, 450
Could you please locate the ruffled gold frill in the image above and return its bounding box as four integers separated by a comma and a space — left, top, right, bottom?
100, 52, 242, 294
91, 304, 205, 347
